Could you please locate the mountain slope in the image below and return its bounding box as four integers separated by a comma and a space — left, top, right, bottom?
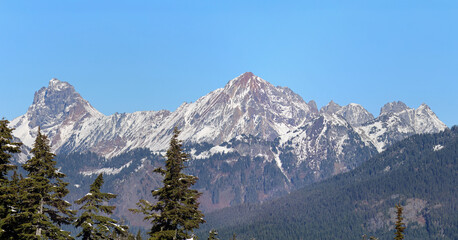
356, 101, 447, 152
199, 127, 458, 240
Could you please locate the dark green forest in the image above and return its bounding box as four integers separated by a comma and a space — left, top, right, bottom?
198, 126, 458, 239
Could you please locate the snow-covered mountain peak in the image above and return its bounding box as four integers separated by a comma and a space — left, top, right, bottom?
27, 79, 103, 126
356, 102, 447, 152
224, 72, 272, 96
413, 103, 447, 133
147, 73, 317, 150
339, 103, 374, 127
11, 79, 103, 150
230, 72, 256, 84
380, 101, 410, 116
48, 78, 72, 91
417, 103, 430, 111
319, 101, 373, 127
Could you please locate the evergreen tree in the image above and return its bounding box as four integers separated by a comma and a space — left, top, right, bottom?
394, 204, 406, 240
18, 129, 75, 239
75, 173, 128, 239
231, 233, 237, 240
110, 230, 135, 240
136, 229, 143, 240
0, 171, 25, 240
0, 119, 22, 239
207, 229, 219, 240
130, 127, 205, 240
0, 119, 21, 179
362, 235, 378, 240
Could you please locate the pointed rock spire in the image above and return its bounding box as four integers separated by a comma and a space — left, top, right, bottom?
27, 79, 102, 129
48, 78, 72, 91
225, 72, 269, 93
307, 100, 319, 113
320, 100, 342, 114
339, 103, 374, 127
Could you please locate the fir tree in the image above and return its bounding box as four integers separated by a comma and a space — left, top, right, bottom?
394, 204, 406, 240
0, 119, 21, 179
136, 229, 143, 240
110, 229, 136, 240
207, 229, 219, 240
130, 127, 205, 240
0, 171, 25, 240
362, 234, 378, 240
75, 173, 128, 240
0, 119, 22, 239
18, 129, 75, 239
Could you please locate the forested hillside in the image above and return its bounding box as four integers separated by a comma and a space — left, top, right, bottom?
199, 127, 458, 239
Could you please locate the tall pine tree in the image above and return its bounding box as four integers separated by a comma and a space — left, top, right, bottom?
131, 127, 205, 240
75, 173, 128, 239
18, 129, 75, 239
136, 229, 143, 240
0, 119, 21, 179
394, 204, 406, 240
207, 229, 220, 240
231, 233, 237, 240
0, 119, 22, 239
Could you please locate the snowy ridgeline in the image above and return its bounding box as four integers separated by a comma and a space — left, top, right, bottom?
10, 74, 448, 177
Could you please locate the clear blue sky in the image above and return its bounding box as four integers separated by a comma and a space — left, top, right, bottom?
1, 1, 457, 127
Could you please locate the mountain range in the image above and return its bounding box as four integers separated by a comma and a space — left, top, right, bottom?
9, 72, 448, 224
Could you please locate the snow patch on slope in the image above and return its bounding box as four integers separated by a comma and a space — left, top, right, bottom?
433, 144, 444, 151
80, 160, 133, 176
10, 116, 37, 148
192, 145, 234, 159
274, 152, 290, 183
356, 121, 387, 152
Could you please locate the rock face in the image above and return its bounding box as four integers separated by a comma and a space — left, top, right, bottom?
321, 101, 375, 127
278, 113, 374, 178
9, 73, 448, 217
355, 102, 447, 152
339, 103, 375, 127
380, 101, 409, 115
11, 79, 171, 158
11, 79, 103, 152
